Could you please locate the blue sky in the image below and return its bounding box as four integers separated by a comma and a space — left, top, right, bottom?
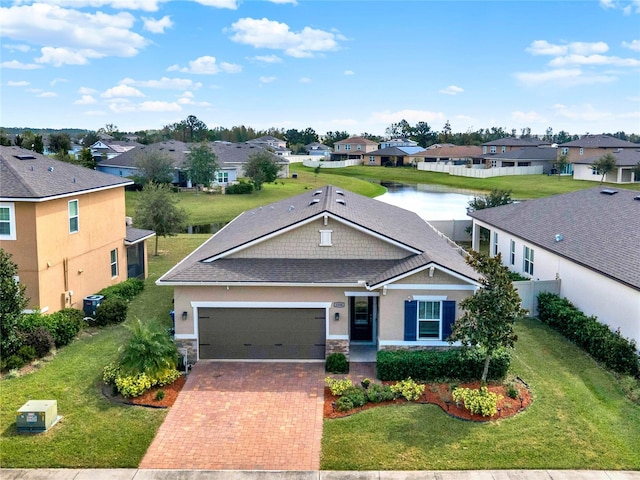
1, 0, 639, 137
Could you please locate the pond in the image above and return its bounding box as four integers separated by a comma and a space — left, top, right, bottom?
375, 182, 479, 221
184, 183, 480, 233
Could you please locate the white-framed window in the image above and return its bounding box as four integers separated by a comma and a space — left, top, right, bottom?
501, 146, 506, 153
592, 167, 599, 175
336, 145, 341, 151
216, 171, 229, 183
483, 146, 487, 154
493, 232, 499, 256
345, 144, 351, 150
490, 146, 497, 153
369, 156, 376, 163
319, 230, 333, 246
561, 147, 569, 155
579, 148, 584, 155
110, 248, 118, 277
523, 246, 534, 275
68, 199, 79, 234
418, 300, 442, 339
0, 202, 16, 240
356, 144, 361, 150
510, 239, 516, 266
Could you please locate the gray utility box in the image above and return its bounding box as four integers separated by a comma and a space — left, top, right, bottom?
16, 400, 58, 433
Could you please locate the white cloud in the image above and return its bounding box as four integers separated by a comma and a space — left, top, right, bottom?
0, 4, 148, 63
250, 55, 283, 64
440, 85, 464, 95
259, 76, 277, 83
143, 15, 173, 33
552, 103, 613, 122
599, 0, 640, 14
78, 86, 98, 94
84, 110, 107, 117
622, 39, 640, 51
139, 101, 181, 112
3, 43, 30, 52
101, 84, 145, 98
50, 78, 69, 86
549, 54, 640, 67
7, 80, 29, 87
174, 56, 241, 75
177, 92, 212, 106
526, 40, 609, 56
268, 0, 298, 4
74, 95, 98, 105
511, 110, 546, 123
228, 17, 343, 58
193, 0, 238, 8
513, 68, 616, 86
370, 109, 445, 124
344, 70, 355, 75
120, 77, 202, 90
299, 77, 311, 83
11, 0, 165, 12
1, 60, 42, 69
37, 91, 58, 98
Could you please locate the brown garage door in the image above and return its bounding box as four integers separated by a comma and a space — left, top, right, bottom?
198, 308, 326, 359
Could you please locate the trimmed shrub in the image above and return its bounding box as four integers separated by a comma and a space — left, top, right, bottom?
537, 292, 639, 377
325, 377, 354, 396
365, 383, 395, 403
225, 181, 254, 195
17, 345, 37, 363
19, 327, 55, 358
98, 279, 145, 301
5, 355, 26, 370
325, 352, 349, 374
341, 386, 367, 408
18, 309, 82, 348
94, 297, 129, 326
376, 347, 511, 382
336, 396, 354, 412
452, 386, 502, 417
390, 377, 425, 401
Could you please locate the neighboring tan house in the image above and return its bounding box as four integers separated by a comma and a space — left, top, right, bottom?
482, 137, 550, 155
482, 146, 561, 174
331, 136, 379, 162
410, 145, 483, 167
0, 146, 152, 313
96, 140, 288, 186
468, 187, 640, 347
157, 185, 480, 363
365, 146, 425, 167
560, 135, 640, 183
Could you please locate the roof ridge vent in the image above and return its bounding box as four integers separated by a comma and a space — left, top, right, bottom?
288, 205, 295, 211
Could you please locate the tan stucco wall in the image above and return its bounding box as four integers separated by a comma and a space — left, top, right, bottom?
230, 217, 410, 260
2, 187, 128, 312
564, 146, 620, 163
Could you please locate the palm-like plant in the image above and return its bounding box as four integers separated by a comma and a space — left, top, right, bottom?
119, 318, 178, 379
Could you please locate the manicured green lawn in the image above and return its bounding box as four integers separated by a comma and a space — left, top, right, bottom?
0, 234, 210, 468
321, 317, 640, 470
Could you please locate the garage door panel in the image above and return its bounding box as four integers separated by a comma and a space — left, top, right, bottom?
198, 307, 326, 360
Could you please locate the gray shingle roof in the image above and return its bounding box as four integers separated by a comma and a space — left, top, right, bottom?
159, 185, 478, 286
125, 226, 156, 244
483, 146, 559, 160
483, 138, 551, 147
469, 187, 640, 290
1, 146, 132, 199
558, 134, 638, 149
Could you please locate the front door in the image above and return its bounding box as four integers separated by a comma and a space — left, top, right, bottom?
350, 296, 375, 342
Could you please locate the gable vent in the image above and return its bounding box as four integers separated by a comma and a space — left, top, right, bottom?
601, 189, 617, 195
336, 198, 346, 205
309, 199, 320, 206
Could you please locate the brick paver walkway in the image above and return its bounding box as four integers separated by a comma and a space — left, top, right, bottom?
139, 362, 325, 470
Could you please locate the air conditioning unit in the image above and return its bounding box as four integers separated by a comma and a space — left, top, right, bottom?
16, 400, 59, 433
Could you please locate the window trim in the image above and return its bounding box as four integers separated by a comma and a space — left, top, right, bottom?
490, 146, 497, 153
510, 239, 516, 266
319, 229, 333, 247
110, 248, 118, 277
68, 199, 79, 234
493, 232, 499, 256
0, 202, 16, 241
413, 296, 447, 341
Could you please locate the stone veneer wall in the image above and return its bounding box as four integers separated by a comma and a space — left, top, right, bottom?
326, 339, 350, 361
175, 338, 198, 365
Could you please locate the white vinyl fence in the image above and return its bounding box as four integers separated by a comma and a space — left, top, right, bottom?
514, 279, 561, 317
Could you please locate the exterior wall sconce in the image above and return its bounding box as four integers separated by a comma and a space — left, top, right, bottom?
334, 312, 340, 321
428, 266, 435, 277
182, 311, 188, 321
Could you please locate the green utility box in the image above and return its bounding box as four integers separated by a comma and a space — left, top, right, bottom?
16, 400, 58, 433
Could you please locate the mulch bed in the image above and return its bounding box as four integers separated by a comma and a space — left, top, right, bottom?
324, 379, 532, 422
103, 375, 186, 408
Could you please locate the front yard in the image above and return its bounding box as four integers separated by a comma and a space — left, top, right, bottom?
1, 235, 638, 469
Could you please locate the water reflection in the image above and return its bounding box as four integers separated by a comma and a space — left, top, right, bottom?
375, 182, 478, 221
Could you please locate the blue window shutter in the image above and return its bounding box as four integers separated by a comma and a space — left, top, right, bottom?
441, 300, 456, 340
404, 300, 418, 341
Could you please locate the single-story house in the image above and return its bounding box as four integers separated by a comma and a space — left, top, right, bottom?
468, 187, 640, 347
96, 140, 288, 186
158, 185, 480, 363
365, 146, 425, 167
0, 145, 153, 313
572, 148, 640, 184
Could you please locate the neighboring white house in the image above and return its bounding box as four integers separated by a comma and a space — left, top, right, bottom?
468, 187, 640, 347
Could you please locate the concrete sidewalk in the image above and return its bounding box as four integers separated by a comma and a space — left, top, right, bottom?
2, 470, 639, 479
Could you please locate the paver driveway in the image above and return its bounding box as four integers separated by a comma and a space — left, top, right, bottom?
140, 362, 325, 470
